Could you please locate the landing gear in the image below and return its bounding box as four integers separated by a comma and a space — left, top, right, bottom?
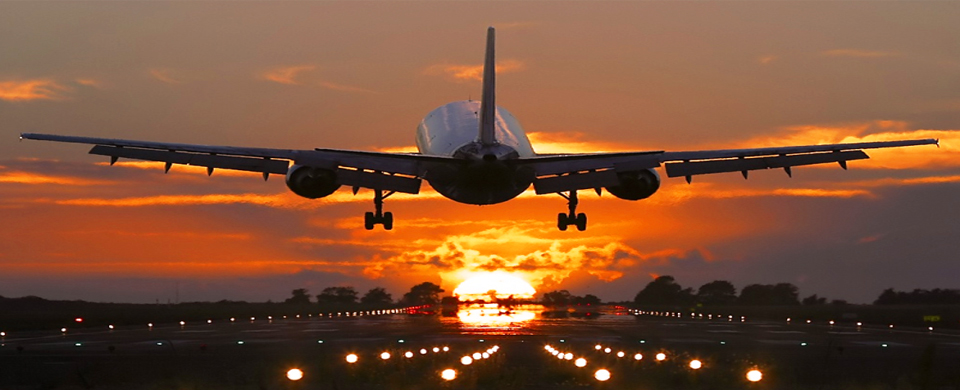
364, 190, 395, 230
557, 190, 587, 231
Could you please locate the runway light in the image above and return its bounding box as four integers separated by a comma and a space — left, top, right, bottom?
594, 369, 611, 381
689, 359, 702, 369
380, 352, 391, 360
398, 339, 405, 343
441, 368, 456, 381
482, 352, 490, 359
857, 322, 863, 327
404, 351, 413, 358
656, 353, 666, 361
616, 351, 625, 358
882, 343, 888, 347
61, 328, 67, 333
148, 323, 153, 328
432, 347, 440, 353
929, 327, 934, 331
420, 349, 427, 354
75, 318, 83, 323
179, 321, 185, 326
286, 368, 303, 381
317, 340, 324, 344
829, 320, 835, 325
801, 342, 807, 346
108, 325, 114, 330
461, 356, 473, 365
575, 358, 587, 367
595, 344, 602, 350
345, 354, 358, 363
634, 353, 643, 361
442, 346, 449, 352
604, 347, 611, 353
237, 341, 244, 345
74, 343, 81, 347
156, 342, 163, 346
564, 353, 573, 360
889, 324, 894, 328
0, 332, 5, 337
230, 318, 235, 322
746, 369, 763, 382
473, 352, 482, 360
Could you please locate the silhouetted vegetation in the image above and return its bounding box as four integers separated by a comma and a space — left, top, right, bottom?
875, 288, 960, 305
738, 283, 800, 305
541, 290, 602, 306
696, 280, 737, 305
634, 276, 695, 305
284, 288, 312, 304
316, 286, 359, 304
401, 282, 444, 305
360, 287, 393, 305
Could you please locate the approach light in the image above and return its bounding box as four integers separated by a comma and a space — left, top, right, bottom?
689, 359, 702, 369
441, 368, 456, 381
461, 356, 473, 365
482, 352, 490, 359
616, 351, 625, 358
473, 352, 482, 360
345, 354, 358, 363
656, 353, 666, 361
286, 368, 303, 381
564, 353, 573, 360
634, 353, 643, 361
404, 351, 413, 358
594, 369, 611, 381
746, 369, 763, 382
380, 352, 391, 360
575, 358, 587, 367
420, 349, 427, 355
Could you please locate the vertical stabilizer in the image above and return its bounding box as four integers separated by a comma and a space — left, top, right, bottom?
478, 27, 497, 146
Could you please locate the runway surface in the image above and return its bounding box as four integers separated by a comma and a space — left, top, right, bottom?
2, 307, 959, 389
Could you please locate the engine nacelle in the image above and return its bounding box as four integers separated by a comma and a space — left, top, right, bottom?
285, 164, 340, 199
605, 168, 661, 201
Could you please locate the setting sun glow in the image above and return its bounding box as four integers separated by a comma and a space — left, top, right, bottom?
453, 272, 536, 302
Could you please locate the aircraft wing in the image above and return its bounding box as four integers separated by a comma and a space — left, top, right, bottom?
18, 133, 460, 194
522, 138, 938, 194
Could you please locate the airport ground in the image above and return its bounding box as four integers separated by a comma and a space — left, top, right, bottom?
2, 305, 960, 390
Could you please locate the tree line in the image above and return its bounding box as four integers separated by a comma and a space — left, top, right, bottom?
284, 282, 445, 306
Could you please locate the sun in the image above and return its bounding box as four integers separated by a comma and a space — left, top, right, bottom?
453, 271, 536, 302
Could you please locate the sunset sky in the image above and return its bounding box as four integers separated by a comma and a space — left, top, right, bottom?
1, 2, 958, 304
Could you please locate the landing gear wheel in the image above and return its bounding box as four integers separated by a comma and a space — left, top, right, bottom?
383, 212, 394, 231
364, 212, 375, 230
575, 213, 587, 231
557, 213, 568, 231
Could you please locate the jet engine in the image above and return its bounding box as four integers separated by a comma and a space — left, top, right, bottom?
604, 168, 661, 201
285, 164, 340, 199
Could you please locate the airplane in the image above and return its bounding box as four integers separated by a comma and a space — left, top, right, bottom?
21, 27, 938, 231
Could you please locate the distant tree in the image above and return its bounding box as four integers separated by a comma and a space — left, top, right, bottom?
634, 276, 693, 305
285, 288, 312, 305
402, 282, 444, 305
873, 288, 960, 305
575, 294, 602, 305
830, 299, 848, 306
802, 294, 827, 305
739, 283, 800, 305
316, 286, 359, 305
543, 290, 572, 305
696, 280, 737, 305
875, 288, 898, 305
360, 287, 393, 305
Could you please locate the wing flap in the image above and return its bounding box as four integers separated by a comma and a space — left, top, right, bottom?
664, 150, 868, 178
89, 145, 290, 174
533, 170, 621, 195
336, 168, 421, 194
522, 152, 662, 176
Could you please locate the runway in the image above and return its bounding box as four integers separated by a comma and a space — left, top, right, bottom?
2, 307, 959, 389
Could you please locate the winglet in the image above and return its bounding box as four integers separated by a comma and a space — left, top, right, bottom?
478, 26, 497, 146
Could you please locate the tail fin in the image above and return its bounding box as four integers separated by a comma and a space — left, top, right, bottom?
478, 26, 497, 146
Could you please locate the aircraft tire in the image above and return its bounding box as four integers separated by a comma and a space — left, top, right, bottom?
557, 213, 568, 231
383, 212, 394, 230
364, 212, 375, 230
576, 213, 587, 231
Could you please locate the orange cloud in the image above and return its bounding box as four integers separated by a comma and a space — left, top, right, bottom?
0, 171, 110, 186
758, 55, 777, 65
424, 59, 525, 82
821, 49, 899, 58
148, 68, 182, 84
261, 65, 316, 85
74, 78, 101, 88
0, 79, 70, 101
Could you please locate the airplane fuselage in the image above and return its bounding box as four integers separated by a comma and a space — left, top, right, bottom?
416, 100, 536, 205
